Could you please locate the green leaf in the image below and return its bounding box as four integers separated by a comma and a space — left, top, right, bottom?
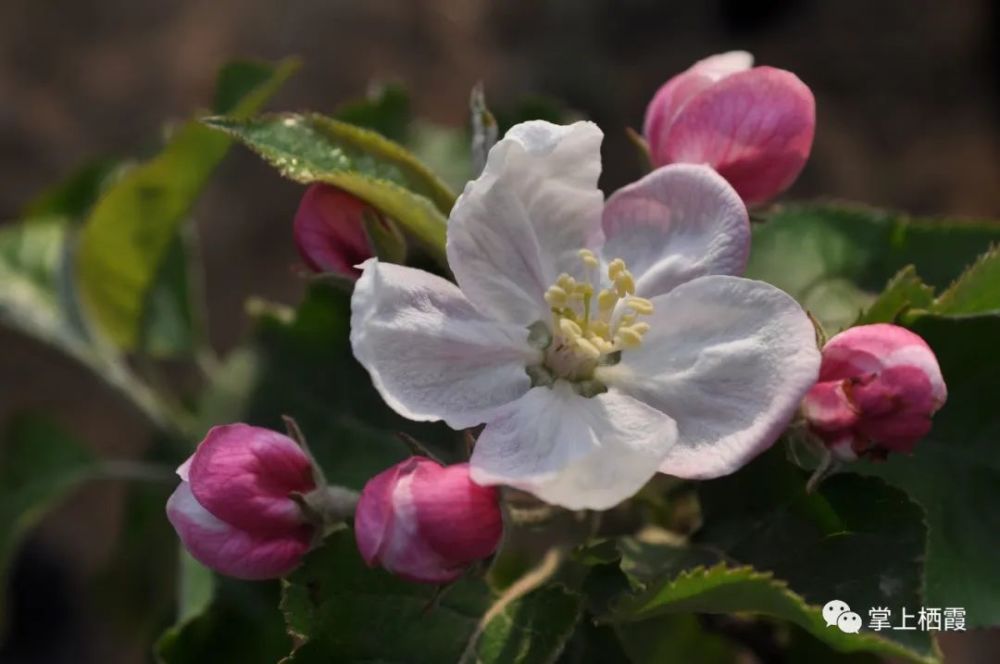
21, 157, 121, 219
613, 614, 740, 664
0, 415, 96, 620
748, 204, 1000, 330
612, 564, 932, 663
334, 82, 411, 143
694, 449, 933, 658
0, 215, 65, 302
76, 58, 298, 351
409, 120, 473, 193
203, 113, 452, 262
856, 266, 934, 324
854, 314, 1000, 628
281, 529, 581, 663
139, 228, 200, 356
156, 579, 291, 664
154, 548, 216, 655
361, 208, 408, 264
0, 218, 186, 433
469, 586, 582, 664
603, 448, 936, 662
930, 246, 1000, 316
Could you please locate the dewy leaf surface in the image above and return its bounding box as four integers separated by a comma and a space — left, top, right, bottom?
203, 113, 451, 263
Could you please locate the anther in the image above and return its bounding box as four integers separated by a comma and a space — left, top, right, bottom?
630, 322, 651, 335
588, 335, 615, 354
574, 337, 601, 359
615, 271, 636, 296
544, 286, 568, 307
559, 318, 583, 339
557, 273, 577, 291
615, 327, 645, 349
625, 296, 654, 315
578, 249, 599, 269
607, 258, 626, 280
589, 320, 610, 339
597, 288, 618, 311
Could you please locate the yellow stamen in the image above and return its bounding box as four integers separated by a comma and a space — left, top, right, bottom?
557, 273, 577, 291
597, 288, 618, 312
626, 296, 654, 315
615, 327, 645, 348
630, 322, 651, 336
578, 248, 599, 269
614, 271, 636, 297
589, 320, 610, 339
544, 286, 568, 307
574, 337, 601, 359
559, 318, 583, 339
540, 251, 655, 375
608, 258, 626, 280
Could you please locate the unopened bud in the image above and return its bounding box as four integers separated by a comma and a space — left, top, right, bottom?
801, 324, 947, 461
354, 458, 503, 584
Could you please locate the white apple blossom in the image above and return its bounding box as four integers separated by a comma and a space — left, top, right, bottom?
350, 120, 820, 510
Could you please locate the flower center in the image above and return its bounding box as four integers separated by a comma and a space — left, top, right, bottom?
527, 250, 654, 394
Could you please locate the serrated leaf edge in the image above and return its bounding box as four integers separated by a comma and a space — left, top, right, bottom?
610, 562, 939, 664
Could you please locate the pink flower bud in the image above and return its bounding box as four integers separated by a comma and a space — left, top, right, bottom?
293, 184, 375, 277
802, 324, 947, 461
643, 51, 816, 205
354, 457, 503, 584
166, 424, 317, 579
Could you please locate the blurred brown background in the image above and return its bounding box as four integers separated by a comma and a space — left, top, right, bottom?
0, 0, 997, 662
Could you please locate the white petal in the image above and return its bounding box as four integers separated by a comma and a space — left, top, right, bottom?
690, 51, 754, 79
596, 275, 820, 479
351, 259, 540, 429
447, 120, 605, 325
176, 455, 193, 481
470, 382, 677, 510
601, 164, 749, 299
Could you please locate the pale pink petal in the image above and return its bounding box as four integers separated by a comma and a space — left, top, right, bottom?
801, 380, 858, 432
187, 424, 314, 534
447, 121, 605, 325
820, 324, 947, 407
470, 383, 677, 510
166, 482, 312, 580
658, 67, 816, 205
602, 164, 749, 298
176, 455, 193, 481
354, 460, 406, 568
380, 462, 467, 584
643, 51, 754, 147
597, 275, 820, 479
351, 259, 539, 429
